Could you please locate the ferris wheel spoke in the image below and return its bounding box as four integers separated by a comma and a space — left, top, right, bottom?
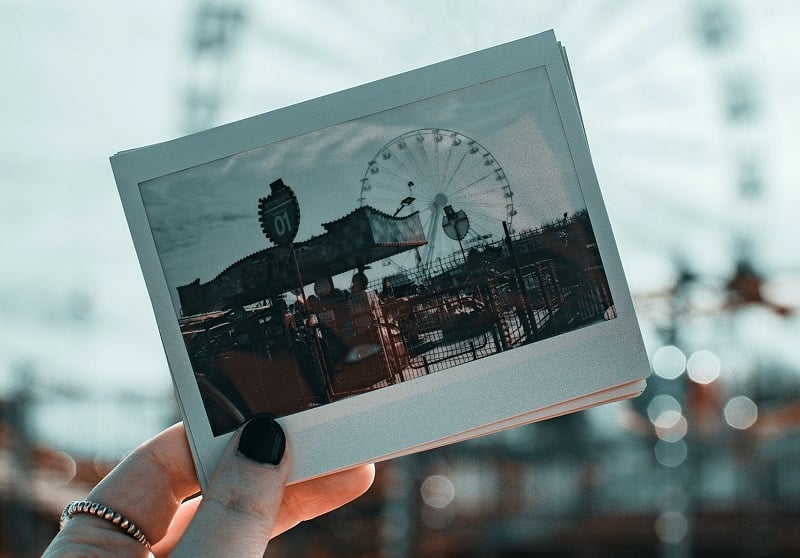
433, 135, 443, 189
459, 199, 510, 213
387, 154, 423, 193
463, 221, 494, 240
442, 149, 470, 194
415, 176, 439, 202
440, 135, 457, 186
402, 143, 433, 194
424, 212, 443, 266
458, 207, 505, 228
450, 172, 497, 198
395, 154, 421, 186
414, 135, 438, 191
407, 135, 428, 180
427, 140, 444, 191
378, 165, 417, 188
360, 128, 514, 272
450, 156, 505, 195
457, 201, 504, 216
363, 180, 406, 202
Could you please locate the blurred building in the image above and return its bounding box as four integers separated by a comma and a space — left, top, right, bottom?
0, 397, 112, 557
3, 266, 799, 557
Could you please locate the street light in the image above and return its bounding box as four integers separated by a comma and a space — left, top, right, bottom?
393, 196, 416, 217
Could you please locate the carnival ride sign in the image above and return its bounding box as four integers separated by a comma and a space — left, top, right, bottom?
258, 178, 300, 246
442, 204, 469, 241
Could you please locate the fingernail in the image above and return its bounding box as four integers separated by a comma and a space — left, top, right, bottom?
238, 416, 286, 465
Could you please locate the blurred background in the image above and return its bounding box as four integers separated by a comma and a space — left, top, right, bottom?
1, 0, 799, 556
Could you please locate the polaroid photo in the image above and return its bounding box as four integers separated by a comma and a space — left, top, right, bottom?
111, 30, 649, 486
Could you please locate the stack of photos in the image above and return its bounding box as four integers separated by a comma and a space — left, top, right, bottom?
112, 30, 649, 485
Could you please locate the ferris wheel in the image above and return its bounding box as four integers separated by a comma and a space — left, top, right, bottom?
358, 128, 515, 271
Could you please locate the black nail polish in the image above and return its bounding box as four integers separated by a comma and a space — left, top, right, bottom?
238, 416, 286, 465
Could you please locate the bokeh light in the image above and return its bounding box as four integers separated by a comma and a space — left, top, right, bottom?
420, 474, 456, 509
652, 345, 686, 380
654, 410, 688, 442
421, 503, 456, 530
49, 450, 78, 484
647, 394, 682, 424
686, 350, 721, 384
654, 439, 688, 468
655, 511, 689, 544
724, 396, 758, 430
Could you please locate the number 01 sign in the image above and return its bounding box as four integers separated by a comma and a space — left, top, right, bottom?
258, 178, 301, 247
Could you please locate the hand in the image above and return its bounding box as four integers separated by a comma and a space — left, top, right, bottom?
43, 417, 375, 557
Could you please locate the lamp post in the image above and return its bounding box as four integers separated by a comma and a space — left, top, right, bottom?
393, 196, 416, 217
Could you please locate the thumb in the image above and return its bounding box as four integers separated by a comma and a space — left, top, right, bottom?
171, 416, 289, 557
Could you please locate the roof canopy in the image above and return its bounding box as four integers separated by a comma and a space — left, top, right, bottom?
178, 206, 426, 315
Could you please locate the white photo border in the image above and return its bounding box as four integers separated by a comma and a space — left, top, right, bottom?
111, 30, 648, 486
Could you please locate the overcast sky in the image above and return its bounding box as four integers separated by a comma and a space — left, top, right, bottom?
139, 65, 591, 312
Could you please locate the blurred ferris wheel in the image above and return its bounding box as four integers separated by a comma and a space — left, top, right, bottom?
180, 1, 791, 291
358, 128, 515, 271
